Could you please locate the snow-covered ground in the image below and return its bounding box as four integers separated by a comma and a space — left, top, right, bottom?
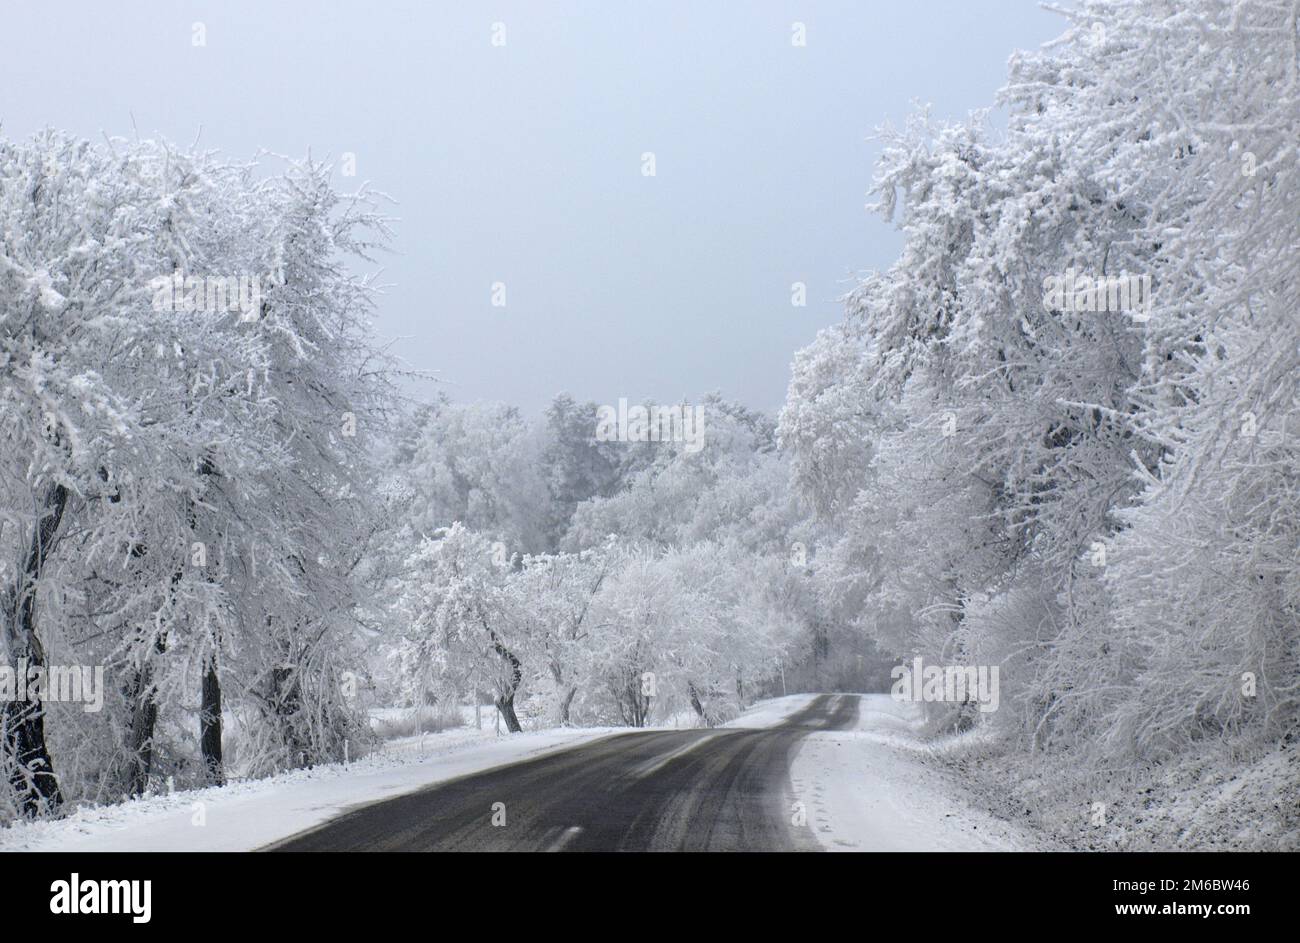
941, 730, 1299, 851
792, 694, 1036, 851
721, 693, 816, 729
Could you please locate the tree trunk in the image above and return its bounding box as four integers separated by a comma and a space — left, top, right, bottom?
124, 663, 159, 797
622, 678, 649, 727
495, 692, 523, 734
269, 662, 310, 768
199, 655, 224, 786
193, 453, 224, 784
2, 483, 68, 816
122, 621, 168, 798
489, 628, 523, 733
2, 698, 61, 816
688, 682, 708, 727
559, 685, 577, 726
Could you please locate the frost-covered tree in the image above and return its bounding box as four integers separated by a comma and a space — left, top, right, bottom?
510, 543, 613, 726
0, 133, 206, 814
781, 0, 1300, 762
391, 397, 550, 555
0, 132, 395, 816
396, 523, 531, 732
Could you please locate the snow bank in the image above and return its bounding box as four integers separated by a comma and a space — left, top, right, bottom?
937, 730, 1299, 851
792, 694, 1037, 851
723, 693, 819, 729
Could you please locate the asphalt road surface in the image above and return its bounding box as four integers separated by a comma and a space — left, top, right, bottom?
267, 693, 860, 851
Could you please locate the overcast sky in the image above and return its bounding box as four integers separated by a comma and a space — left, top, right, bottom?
2, 1, 1064, 414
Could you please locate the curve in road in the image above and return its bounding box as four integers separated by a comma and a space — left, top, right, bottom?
267, 693, 859, 852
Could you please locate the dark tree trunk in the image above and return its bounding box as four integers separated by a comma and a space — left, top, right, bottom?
620, 677, 650, 727
122, 621, 167, 798
495, 692, 523, 734
199, 655, 224, 786
3, 484, 68, 816
192, 452, 224, 784
688, 682, 709, 726
559, 685, 577, 726
269, 663, 309, 768
489, 628, 524, 733
124, 662, 159, 797
2, 698, 61, 816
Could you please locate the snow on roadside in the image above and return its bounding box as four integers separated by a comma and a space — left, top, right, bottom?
792, 694, 1040, 851
0, 725, 630, 853
724, 693, 819, 729
941, 732, 1299, 851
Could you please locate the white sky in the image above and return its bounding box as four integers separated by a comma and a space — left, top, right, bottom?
1, 1, 1066, 413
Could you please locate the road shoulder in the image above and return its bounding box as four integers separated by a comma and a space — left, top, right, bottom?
791, 694, 1038, 851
